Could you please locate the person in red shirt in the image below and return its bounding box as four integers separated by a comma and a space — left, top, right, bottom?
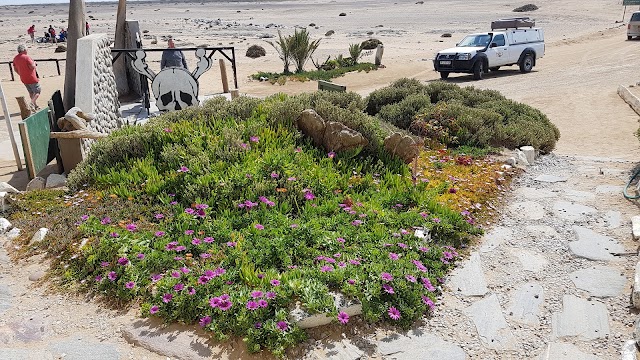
27, 25, 35, 43
86, 22, 90, 35
13, 45, 40, 110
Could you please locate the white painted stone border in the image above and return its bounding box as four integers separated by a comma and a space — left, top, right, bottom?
617, 85, 640, 117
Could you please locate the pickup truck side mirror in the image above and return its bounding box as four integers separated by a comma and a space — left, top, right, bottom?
490, 43, 498, 48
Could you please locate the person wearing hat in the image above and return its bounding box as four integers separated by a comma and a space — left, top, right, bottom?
13, 44, 40, 110
160, 37, 188, 70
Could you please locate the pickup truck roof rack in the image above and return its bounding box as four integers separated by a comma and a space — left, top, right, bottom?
491, 17, 535, 30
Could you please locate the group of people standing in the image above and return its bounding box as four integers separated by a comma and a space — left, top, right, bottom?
27, 22, 90, 43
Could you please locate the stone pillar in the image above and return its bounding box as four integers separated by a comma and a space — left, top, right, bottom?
375, 45, 384, 66
75, 33, 121, 154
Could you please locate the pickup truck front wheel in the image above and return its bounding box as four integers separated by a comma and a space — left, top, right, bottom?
440, 72, 450, 80
519, 54, 534, 73
472, 61, 484, 80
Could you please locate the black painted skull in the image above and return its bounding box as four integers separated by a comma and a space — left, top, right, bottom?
151, 67, 199, 112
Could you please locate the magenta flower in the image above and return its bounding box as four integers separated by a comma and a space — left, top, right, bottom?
151, 274, 163, 282
199, 316, 212, 327
389, 252, 399, 260
266, 291, 276, 300
107, 271, 117, 281
422, 295, 435, 311
226, 241, 237, 247
270, 172, 279, 179
184, 229, 194, 235
149, 305, 159, 314
155, 231, 165, 237
171, 271, 181, 278
192, 238, 201, 245
174, 283, 184, 291
443, 251, 454, 260
405, 275, 417, 283
162, 293, 173, 303
388, 306, 401, 320
290, 223, 299, 229
270, 279, 280, 286
209, 297, 221, 308
117, 257, 129, 266
177, 166, 189, 173
351, 220, 363, 226
349, 259, 361, 266
175, 246, 186, 252
154, 213, 164, 220
188, 287, 196, 295
250, 136, 259, 143
170, 201, 178, 205
255, 224, 264, 230
95, 275, 103, 282
381, 272, 393, 282
287, 177, 297, 181
182, 266, 191, 273
100, 217, 111, 225
136, 253, 145, 260
110, 232, 119, 238
419, 246, 429, 253
338, 262, 347, 268
80, 214, 89, 221
422, 277, 436, 292
203, 237, 214, 243
303, 190, 316, 200
195, 203, 208, 210
251, 291, 264, 299
432, 217, 441, 223
382, 284, 395, 294
163, 127, 172, 133
397, 243, 408, 249
254, 322, 262, 329
320, 265, 334, 272
200, 253, 211, 259
336, 237, 345, 243
125, 281, 135, 289
100, 261, 110, 268
218, 299, 232, 311
347, 279, 356, 285
185, 208, 195, 215
276, 321, 288, 331
126, 223, 137, 232
258, 299, 268, 308
412, 259, 428, 272
328, 151, 336, 159
294, 147, 302, 153
240, 143, 249, 149
246, 301, 259, 311
337, 311, 349, 324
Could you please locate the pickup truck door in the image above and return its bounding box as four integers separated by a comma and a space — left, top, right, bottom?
485, 34, 509, 67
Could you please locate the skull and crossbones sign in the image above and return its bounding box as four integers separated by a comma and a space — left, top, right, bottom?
131, 48, 212, 112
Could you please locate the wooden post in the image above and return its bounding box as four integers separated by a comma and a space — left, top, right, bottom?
8, 63, 14, 81
230, 89, 239, 99
0, 81, 23, 170
16, 96, 31, 119
113, 0, 130, 96
63, 0, 86, 111
219, 59, 229, 93
55, 60, 61, 75
375, 44, 384, 66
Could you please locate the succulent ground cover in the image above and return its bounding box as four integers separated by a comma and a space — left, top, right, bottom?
6, 82, 551, 357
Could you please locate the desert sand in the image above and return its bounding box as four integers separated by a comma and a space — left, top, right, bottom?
0, 0, 639, 166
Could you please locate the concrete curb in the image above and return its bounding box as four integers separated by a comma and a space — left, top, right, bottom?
617, 85, 640, 117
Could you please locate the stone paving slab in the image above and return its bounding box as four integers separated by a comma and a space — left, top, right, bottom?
569, 226, 624, 261
464, 294, 517, 350
506, 282, 544, 326
551, 295, 610, 340
538, 342, 602, 360
595, 185, 624, 195
605, 210, 622, 229
510, 248, 548, 273
49, 338, 120, 360
564, 189, 596, 202
509, 201, 546, 220
515, 187, 557, 200
479, 226, 512, 253
0, 284, 10, 314
0, 348, 54, 360
378, 331, 466, 360
534, 174, 568, 183
312, 339, 363, 360
122, 319, 213, 360
569, 265, 627, 298
552, 201, 598, 222
447, 252, 488, 297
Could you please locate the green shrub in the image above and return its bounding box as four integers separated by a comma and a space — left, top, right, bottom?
365, 78, 426, 115
251, 63, 378, 83
376, 94, 431, 129
309, 90, 365, 111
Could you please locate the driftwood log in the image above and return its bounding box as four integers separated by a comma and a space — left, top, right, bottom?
50, 130, 107, 139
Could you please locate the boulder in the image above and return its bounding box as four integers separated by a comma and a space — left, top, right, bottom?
323, 121, 368, 152
245, 44, 266, 58
6, 228, 20, 240
325, 30, 335, 36
513, 4, 539, 12
26, 177, 45, 191
384, 133, 424, 163
0, 182, 19, 193
297, 109, 326, 146
46, 174, 67, 188
339, 12, 346, 16
361, 38, 382, 50
441, 33, 452, 38
29, 228, 48, 246
54, 45, 66, 53
0, 218, 11, 234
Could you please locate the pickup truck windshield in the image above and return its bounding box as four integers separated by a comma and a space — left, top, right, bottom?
458, 34, 492, 47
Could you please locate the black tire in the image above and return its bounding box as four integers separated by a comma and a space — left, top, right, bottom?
440, 71, 450, 80
489, 67, 500, 72
519, 53, 534, 73
472, 61, 484, 80
629, 36, 633, 40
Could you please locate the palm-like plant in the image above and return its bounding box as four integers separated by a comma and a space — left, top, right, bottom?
349, 43, 363, 65
267, 31, 293, 74
289, 28, 321, 73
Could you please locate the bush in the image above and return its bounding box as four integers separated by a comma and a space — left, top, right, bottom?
376, 94, 431, 129
361, 38, 383, 50
246, 45, 266, 58
365, 78, 426, 115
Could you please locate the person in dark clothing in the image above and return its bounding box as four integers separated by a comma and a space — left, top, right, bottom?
160, 37, 188, 70
48, 25, 56, 43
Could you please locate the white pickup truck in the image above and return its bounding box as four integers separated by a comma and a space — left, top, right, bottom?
433, 18, 545, 80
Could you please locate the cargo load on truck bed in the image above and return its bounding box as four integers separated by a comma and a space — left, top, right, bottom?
491, 17, 535, 30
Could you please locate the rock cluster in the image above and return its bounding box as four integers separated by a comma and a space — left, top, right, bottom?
297, 109, 368, 153
513, 4, 539, 12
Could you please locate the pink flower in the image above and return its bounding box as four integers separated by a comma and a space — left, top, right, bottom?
251, 291, 263, 299
381, 272, 393, 282
270, 172, 279, 179
209, 297, 221, 308
328, 151, 336, 159
218, 299, 232, 311
337, 311, 349, 324
100, 217, 111, 225
174, 283, 184, 291
405, 275, 417, 283
163, 127, 172, 133
149, 305, 159, 314
419, 246, 429, 253
303, 190, 315, 201
258, 299, 268, 308
382, 284, 395, 294
250, 136, 259, 143
126, 223, 137, 232
155, 231, 165, 237
107, 271, 117, 281
347, 279, 356, 285
255, 224, 264, 230
422, 295, 435, 311
100, 261, 110, 268
351, 220, 363, 226
136, 253, 145, 260
320, 265, 334, 272
154, 213, 164, 220
177, 166, 189, 173
192, 238, 201, 245
397, 243, 408, 249
162, 293, 173, 303
200, 253, 211, 259
199, 316, 211, 327
203, 237, 214, 243
336, 237, 345, 243
266, 291, 276, 299
188, 287, 196, 295
171, 271, 181, 278
338, 262, 346, 268
151, 274, 163, 282
240, 143, 249, 149
270, 279, 280, 287
388, 306, 401, 320
432, 217, 441, 223
389, 252, 399, 260
95, 275, 103, 282
246, 301, 259, 310
287, 177, 297, 181
184, 230, 194, 235
276, 321, 288, 331
333, 253, 341, 258
226, 241, 237, 247
349, 259, 361, 266
422, 277, 436, 292
125, 281, 135, 289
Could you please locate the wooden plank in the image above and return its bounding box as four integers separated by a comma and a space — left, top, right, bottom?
18, 108, 51, 179
318, 80, 346, 92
